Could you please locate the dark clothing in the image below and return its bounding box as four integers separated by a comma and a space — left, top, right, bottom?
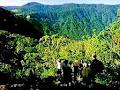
89, 59, 104, 83
62, 65, 72, 84
79, 63, 83, 68
57, 69, 62, 75
57, 69, 62, 81
74, 66, 79, 74
90, 59, 104, 74
73, 65, 79, 82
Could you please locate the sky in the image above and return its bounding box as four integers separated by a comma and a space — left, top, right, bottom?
0, 0, 120, 6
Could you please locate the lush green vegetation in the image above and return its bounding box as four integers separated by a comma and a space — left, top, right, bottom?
4, 2, 119, 39
0, 16, 120, 88
1, 3, 120, 89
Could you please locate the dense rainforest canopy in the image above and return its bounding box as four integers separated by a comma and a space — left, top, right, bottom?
0, 3, 120, 89
3, 2, 119, 39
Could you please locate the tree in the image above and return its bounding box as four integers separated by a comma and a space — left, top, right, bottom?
117, 8, 120, 17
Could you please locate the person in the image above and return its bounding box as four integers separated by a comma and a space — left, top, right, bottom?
56, 59, 63, 81
89, 53, 104, 83
78, 60, 83, 78
62, 60, 72, 86
73, 60, 79, 82
69, 61, 73, 70
25, 69, 36, 90
81, 63, 91, 85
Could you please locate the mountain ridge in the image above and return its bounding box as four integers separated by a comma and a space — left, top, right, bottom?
3, 2, 120, 10
3, 2, 120, 39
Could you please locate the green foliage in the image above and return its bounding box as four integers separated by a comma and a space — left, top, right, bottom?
41, 68, 55, 78
0, 22, 120, 79
1, 7, 120, 88
8, 3, 119, 40
0, 63, 12, 73
117, 8, 120, 17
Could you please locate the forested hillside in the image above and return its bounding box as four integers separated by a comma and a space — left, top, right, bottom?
0, 2, 120, 89
4, 2, 119, 39
0, 7, 43, 39
0, 10, 120, 89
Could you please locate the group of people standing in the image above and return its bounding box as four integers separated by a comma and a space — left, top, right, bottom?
56, 54, 104, 86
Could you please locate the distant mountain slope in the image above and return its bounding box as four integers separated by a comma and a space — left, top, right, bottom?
3, 6, 20, 11
0, 7, 43, 39
4, 2, 120, 39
